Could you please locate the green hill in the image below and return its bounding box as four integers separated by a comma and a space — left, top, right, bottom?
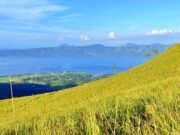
0, 44, 179, 135
0, 72, 106, 100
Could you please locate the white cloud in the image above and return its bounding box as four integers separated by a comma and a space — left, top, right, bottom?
58, 13, 83, 22
108, 32, 117, 40
58, 37, 64, 41
80, 34, 90, 41
146, 29, 180, 36
0, 0, 80, 36
0, 0, 68, 21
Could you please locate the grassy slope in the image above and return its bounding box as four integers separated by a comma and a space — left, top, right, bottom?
0, 44, 179, 134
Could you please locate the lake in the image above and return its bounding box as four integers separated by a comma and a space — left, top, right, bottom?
0, 56, 150, 76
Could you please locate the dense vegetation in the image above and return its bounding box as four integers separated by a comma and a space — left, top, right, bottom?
0, 72, 95, 87
0, 72, 108, 100
0, 44, 179, 135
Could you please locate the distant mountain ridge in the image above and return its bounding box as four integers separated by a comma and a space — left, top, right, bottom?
0, 43, 170, 57
124, 43, 167, 47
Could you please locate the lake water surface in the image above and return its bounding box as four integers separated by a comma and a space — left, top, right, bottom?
0, 56, 150, 76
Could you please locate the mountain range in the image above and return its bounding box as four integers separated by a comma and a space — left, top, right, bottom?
0, 43, 170, 57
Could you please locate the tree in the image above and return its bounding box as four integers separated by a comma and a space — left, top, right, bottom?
152, 50, 158, 56
145, 53, 151, 58
112, 64, 118, 71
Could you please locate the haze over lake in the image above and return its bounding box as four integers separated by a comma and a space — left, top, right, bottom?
0, 56, 149, 76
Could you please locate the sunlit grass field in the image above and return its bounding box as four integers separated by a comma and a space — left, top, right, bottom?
0, 44, 179, 134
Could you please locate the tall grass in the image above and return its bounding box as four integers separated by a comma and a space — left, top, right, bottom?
0, 44, 180, 134
2, 78, 180, 135
9, 79, 17, 135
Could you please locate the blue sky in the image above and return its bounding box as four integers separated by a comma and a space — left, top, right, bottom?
0, 0, 180, 48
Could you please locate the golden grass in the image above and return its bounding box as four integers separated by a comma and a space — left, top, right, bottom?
0, 44, 179, 134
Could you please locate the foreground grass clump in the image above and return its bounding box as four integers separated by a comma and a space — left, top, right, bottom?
0, 44, 180, 134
